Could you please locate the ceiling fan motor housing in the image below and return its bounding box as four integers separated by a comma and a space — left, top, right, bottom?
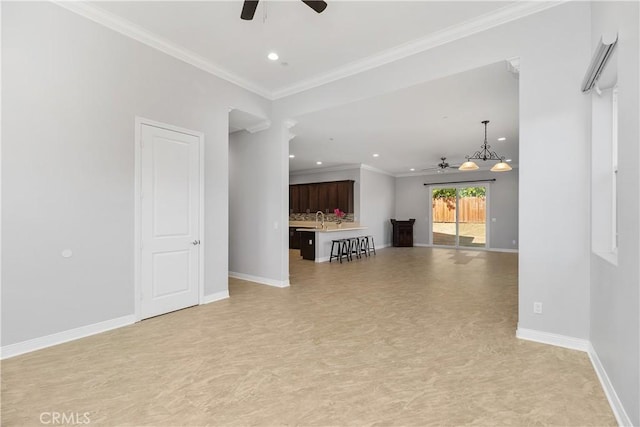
241, 0, 327, 20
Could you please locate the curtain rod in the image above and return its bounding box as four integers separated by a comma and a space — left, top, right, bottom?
423, 178, 496, 186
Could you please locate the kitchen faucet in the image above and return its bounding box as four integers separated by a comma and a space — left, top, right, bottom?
315, 211, 325, 229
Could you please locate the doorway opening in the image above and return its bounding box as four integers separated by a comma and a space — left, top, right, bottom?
431, 185, 488, 248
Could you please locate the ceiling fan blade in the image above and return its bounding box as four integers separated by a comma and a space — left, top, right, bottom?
241, 0, 259, 20
302, 0, 328, 14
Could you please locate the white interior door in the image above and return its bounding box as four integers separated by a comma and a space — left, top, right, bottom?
140, 123, 201, 319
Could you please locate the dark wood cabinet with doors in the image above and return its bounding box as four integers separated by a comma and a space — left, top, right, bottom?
289, 180, 354, 214
391, 219, 416, 247
321, 181, 338, 213
298, 184, 310, 213
289, 227, 301, 249
336, 181, 354, 213
289, 186, 300, 214
300, 231, 315, 260
308, 184, 319, 212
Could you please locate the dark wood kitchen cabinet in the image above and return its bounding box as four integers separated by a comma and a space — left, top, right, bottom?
321, 182, 338, 213
336, 181, 354, 213
289, 227, 301, 249
300, 231, 315, 260
289, 185, 300, 214
298, 184, 310, 213
308, 184, 319, 212
391, 219, 416, 247
289, 180, 354, 214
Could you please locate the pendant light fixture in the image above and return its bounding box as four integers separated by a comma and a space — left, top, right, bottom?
459, 120, 512, 172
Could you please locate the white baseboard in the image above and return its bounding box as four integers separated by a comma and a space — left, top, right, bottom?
516, 327, 590, 352
229, 272, 290, 288
588, 343, 633, 427
202, 290, 229, 304
1, 315, 136, 360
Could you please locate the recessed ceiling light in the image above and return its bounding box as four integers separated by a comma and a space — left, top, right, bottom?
505, 159, 512, 162
316, 161, 322, 165
497, 137, 506, 141
373, 153, 379, 157
410, 168, 415, 171
267, 52, 279, 61
289, 154, 295, 158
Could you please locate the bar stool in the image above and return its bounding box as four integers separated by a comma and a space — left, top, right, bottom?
349, 237, 361, 260
329, 240, 341, 263
358, 235, 370, 257
330, 239, 351, 263
365, 235, 376, 256
341, 239, 352, 262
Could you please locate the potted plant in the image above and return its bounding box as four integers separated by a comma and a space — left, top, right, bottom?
334, 208, 345, 227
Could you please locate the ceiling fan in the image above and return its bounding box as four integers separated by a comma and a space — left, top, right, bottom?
422, 157, 462, 173
241, 0, 328, 20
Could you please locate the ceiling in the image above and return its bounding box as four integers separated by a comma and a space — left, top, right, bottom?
81, 1, 530, 176
84, 1, 553, 98
291, 61, 519, 176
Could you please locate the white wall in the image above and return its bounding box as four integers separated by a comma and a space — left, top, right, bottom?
229, 128, 287, 285
395, 170, 519, 250
359, 167, 395, 247
275, 2, 593, 340
1, 2, 270, 346
589, 2, 640, 425
289, 167, 361, 220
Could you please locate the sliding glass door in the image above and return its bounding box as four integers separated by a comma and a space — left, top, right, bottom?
431, 186, 487, 248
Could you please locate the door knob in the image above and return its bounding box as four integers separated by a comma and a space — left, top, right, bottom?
191, 240, 201, 245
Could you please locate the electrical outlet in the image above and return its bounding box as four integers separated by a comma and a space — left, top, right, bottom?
512, 240, 517, 245
533, 302, 543, 314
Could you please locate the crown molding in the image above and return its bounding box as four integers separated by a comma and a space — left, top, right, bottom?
506, 56, 521, 75
271, 1, 565, 99
246, 120, 271, 133
54, 0, 562, 101
360, 163, 395, 177
289, 163, 362, 176
283, 119, 297, 129
52, 1, 273, 100
291, 162, 518, 178
290, 163, 396, 177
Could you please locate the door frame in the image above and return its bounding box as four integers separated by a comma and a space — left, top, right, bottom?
428, 183, 491, 249
133, 117, 205, 321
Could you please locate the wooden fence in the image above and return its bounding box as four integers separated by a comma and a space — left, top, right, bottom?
432, 197, 486, 223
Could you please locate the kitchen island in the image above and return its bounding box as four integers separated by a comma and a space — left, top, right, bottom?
293, 223, 368, 262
